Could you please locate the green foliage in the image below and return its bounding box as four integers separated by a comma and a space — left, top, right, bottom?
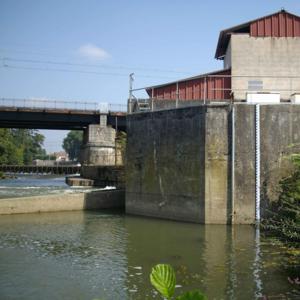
150, 264, 176, 299
150, 264, 207, 300
0, 129, 45, 165
262, 154, 300, 247
176, 291, 207, 300
62, 131, 83, 161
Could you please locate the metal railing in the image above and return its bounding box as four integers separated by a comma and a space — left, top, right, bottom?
128, 74, 300, 113
0, 98, 127, 113
0, 164, 81, 175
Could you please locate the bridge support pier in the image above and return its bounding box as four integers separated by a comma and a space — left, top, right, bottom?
80, 124, 116, 166
78, 124, 125, 188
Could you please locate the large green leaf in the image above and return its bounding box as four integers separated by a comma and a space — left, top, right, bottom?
150, 264, 176, 299
176, 290, 208, 300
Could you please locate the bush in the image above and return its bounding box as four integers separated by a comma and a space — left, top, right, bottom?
261, 154, 300, 247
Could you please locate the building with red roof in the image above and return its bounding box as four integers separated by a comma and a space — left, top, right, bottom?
145, 10, 300, 103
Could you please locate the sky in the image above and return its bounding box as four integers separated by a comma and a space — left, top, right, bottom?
1, 0, 300, 152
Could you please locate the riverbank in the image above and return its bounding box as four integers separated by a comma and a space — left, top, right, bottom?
0, 189, 125, 214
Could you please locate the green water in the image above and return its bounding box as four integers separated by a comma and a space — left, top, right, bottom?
0, 210, 299, 300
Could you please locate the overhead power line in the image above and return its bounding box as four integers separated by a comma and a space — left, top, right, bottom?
3, 64, 178, 79
2, 57, 191, 75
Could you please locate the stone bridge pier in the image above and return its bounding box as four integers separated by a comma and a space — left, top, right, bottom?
80, 121, 116, 167
78, 115, 125, 188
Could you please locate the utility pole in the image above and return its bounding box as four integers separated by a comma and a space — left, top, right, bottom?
129, 73, 134, 113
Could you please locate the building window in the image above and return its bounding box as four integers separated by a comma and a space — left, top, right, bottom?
248, 80, 263, 91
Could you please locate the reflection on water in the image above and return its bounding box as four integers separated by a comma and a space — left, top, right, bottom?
0, 211, 299, 300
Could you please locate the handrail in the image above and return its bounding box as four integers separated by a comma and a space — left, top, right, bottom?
0, 98, 127, 113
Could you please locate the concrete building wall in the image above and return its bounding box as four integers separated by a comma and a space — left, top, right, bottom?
230, 34, 300, 100
223, 39, 232, 69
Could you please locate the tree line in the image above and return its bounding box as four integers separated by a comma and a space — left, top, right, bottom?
0, 129, 46, 165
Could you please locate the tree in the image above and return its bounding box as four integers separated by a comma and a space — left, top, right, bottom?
0, 129, 23, 164
62, 131, 83, 161
11, 129, 46, 164
0, 129, 46, 165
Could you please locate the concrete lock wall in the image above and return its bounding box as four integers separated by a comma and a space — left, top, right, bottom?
126, 105, 230, 224
230, 35, 300, 100
126, 103, 300, 224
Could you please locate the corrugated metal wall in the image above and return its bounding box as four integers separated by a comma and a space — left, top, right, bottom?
149, 69, 231, 101
250, 11, 300, 37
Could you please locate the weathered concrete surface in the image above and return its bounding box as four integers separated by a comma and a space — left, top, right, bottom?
0, 189, 125, 215
126, 105, 230, 223
260, 105, 300, 214
81, 124, 116, 166
233, 105, 256, 224
126, 103, 300, 224
81, 165, 125, 188
230, 104, 300, 223
205, 107, 230, 223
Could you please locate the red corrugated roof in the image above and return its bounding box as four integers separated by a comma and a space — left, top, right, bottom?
215, 9, 300, 59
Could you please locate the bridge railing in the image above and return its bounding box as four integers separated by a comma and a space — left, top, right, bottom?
0, 98, 100, 111
0, 98, 128, 113
108, 103, 127, 112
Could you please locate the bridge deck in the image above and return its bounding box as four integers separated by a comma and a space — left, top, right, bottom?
0, 107, 126, 130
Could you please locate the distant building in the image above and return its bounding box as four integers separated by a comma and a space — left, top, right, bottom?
51, 151, 69, 162
145, 10, 300, 102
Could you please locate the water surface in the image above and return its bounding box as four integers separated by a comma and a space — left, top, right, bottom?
0, 211, 299, 300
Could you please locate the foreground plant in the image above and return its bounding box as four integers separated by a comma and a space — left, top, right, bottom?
150, 264, 207, 300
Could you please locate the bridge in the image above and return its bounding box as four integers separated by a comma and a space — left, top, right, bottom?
0, 164, 81, 175
0, 98, 127, 131
0, 98, 127, 188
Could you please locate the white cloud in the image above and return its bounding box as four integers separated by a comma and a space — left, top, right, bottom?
78, 44, 110, 60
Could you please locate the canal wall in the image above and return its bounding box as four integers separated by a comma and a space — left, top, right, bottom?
126, 104, 300, 224
126, 105, 230, 223
0, 189, 125, 215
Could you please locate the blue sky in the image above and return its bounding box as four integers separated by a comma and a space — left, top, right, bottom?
1, 0, 299, 152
